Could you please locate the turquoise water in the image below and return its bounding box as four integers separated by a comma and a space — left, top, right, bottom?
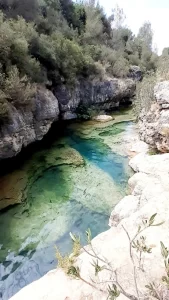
0, 116, 134, 299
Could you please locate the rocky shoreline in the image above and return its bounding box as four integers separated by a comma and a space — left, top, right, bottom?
10, 124, 169, 300
0, 78, 135, 160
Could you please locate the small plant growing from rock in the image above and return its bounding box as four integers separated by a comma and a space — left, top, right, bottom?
56, 214, 168, 300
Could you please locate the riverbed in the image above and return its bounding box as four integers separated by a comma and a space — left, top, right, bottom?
0, 109, 135, 299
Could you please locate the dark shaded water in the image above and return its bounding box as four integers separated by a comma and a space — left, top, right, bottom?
0, 115, 134, 299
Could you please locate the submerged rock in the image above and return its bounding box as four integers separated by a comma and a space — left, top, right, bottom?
0, 170, 28, 210
0, 145, 84, 210
10, 149, 169, 300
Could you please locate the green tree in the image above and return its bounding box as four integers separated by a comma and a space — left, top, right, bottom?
137, 21, 153, 51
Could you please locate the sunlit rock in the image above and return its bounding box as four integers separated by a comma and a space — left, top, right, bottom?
93, 115, 113, 122
139, 80, 169, 152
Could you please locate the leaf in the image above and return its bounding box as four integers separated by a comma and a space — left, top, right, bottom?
145, 285, 150, 289
137, 225, 141, 233
67, 266, 80, 277
160, 241, 169, 259
86, 228, 92, 243
151, 221, 165, 227
69, 232, 77, 242
149, 213, 157, 226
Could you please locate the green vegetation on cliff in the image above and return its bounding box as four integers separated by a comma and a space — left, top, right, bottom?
0, 0, 158, 120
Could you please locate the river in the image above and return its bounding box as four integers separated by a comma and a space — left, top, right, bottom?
0, 109, 135, 299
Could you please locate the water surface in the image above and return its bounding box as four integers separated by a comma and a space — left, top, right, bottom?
0, 111, 134, 299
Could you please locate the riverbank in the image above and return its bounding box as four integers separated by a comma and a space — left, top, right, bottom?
10, 124, 169, 300
10, 118, 169, 300
0, 109, 136, 300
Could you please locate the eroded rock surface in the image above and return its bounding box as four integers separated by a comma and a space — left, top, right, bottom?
139, 80, 169, 152
0, 88, 60, 160
55, 79, 135, 119
0, 78, 135, 160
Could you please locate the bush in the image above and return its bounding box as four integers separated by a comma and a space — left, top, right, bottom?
4, 66, 37, 107
112, 56, 130, 78
0, 1, 159, 120
157, 56, 169, 81
0, 93, 10, 121
134, 74, 156, 117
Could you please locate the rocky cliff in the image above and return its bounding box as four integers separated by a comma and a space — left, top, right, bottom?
55, 78, 135, 119
0, 78, 135, 160
139, 81, 169, 152
0, 88, 60, 160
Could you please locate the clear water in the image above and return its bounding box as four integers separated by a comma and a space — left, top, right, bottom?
0, 113, 134, 299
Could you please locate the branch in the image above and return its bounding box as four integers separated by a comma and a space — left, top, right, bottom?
78, 274, 106, 294
82, 243, 139, 300
122, 225, 141, 300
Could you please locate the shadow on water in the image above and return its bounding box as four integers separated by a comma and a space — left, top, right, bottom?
0, 120, 68, 177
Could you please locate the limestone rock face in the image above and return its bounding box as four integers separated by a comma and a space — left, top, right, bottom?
139, 80, 169, 152
10, 149, 169, 300
0, 88, 60, 160
0, 78, 135, 159
55, 78, 136, 119
154, 81, 169, 108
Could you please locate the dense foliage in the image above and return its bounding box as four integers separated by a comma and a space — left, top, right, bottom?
0, 0, 158, 120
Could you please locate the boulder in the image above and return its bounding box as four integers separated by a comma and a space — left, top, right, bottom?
109, 195, 139, 226
128, 65, 142, 81
93, 115, 113, 122
154, 81, 169, 108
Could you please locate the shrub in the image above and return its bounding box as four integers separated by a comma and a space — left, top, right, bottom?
112, 56, 130, 78
157, 56, 169, 81
0, 92, 10, 121
134, 74, 156, 117
4, 66, 37, 107
0, 1, 159, 122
